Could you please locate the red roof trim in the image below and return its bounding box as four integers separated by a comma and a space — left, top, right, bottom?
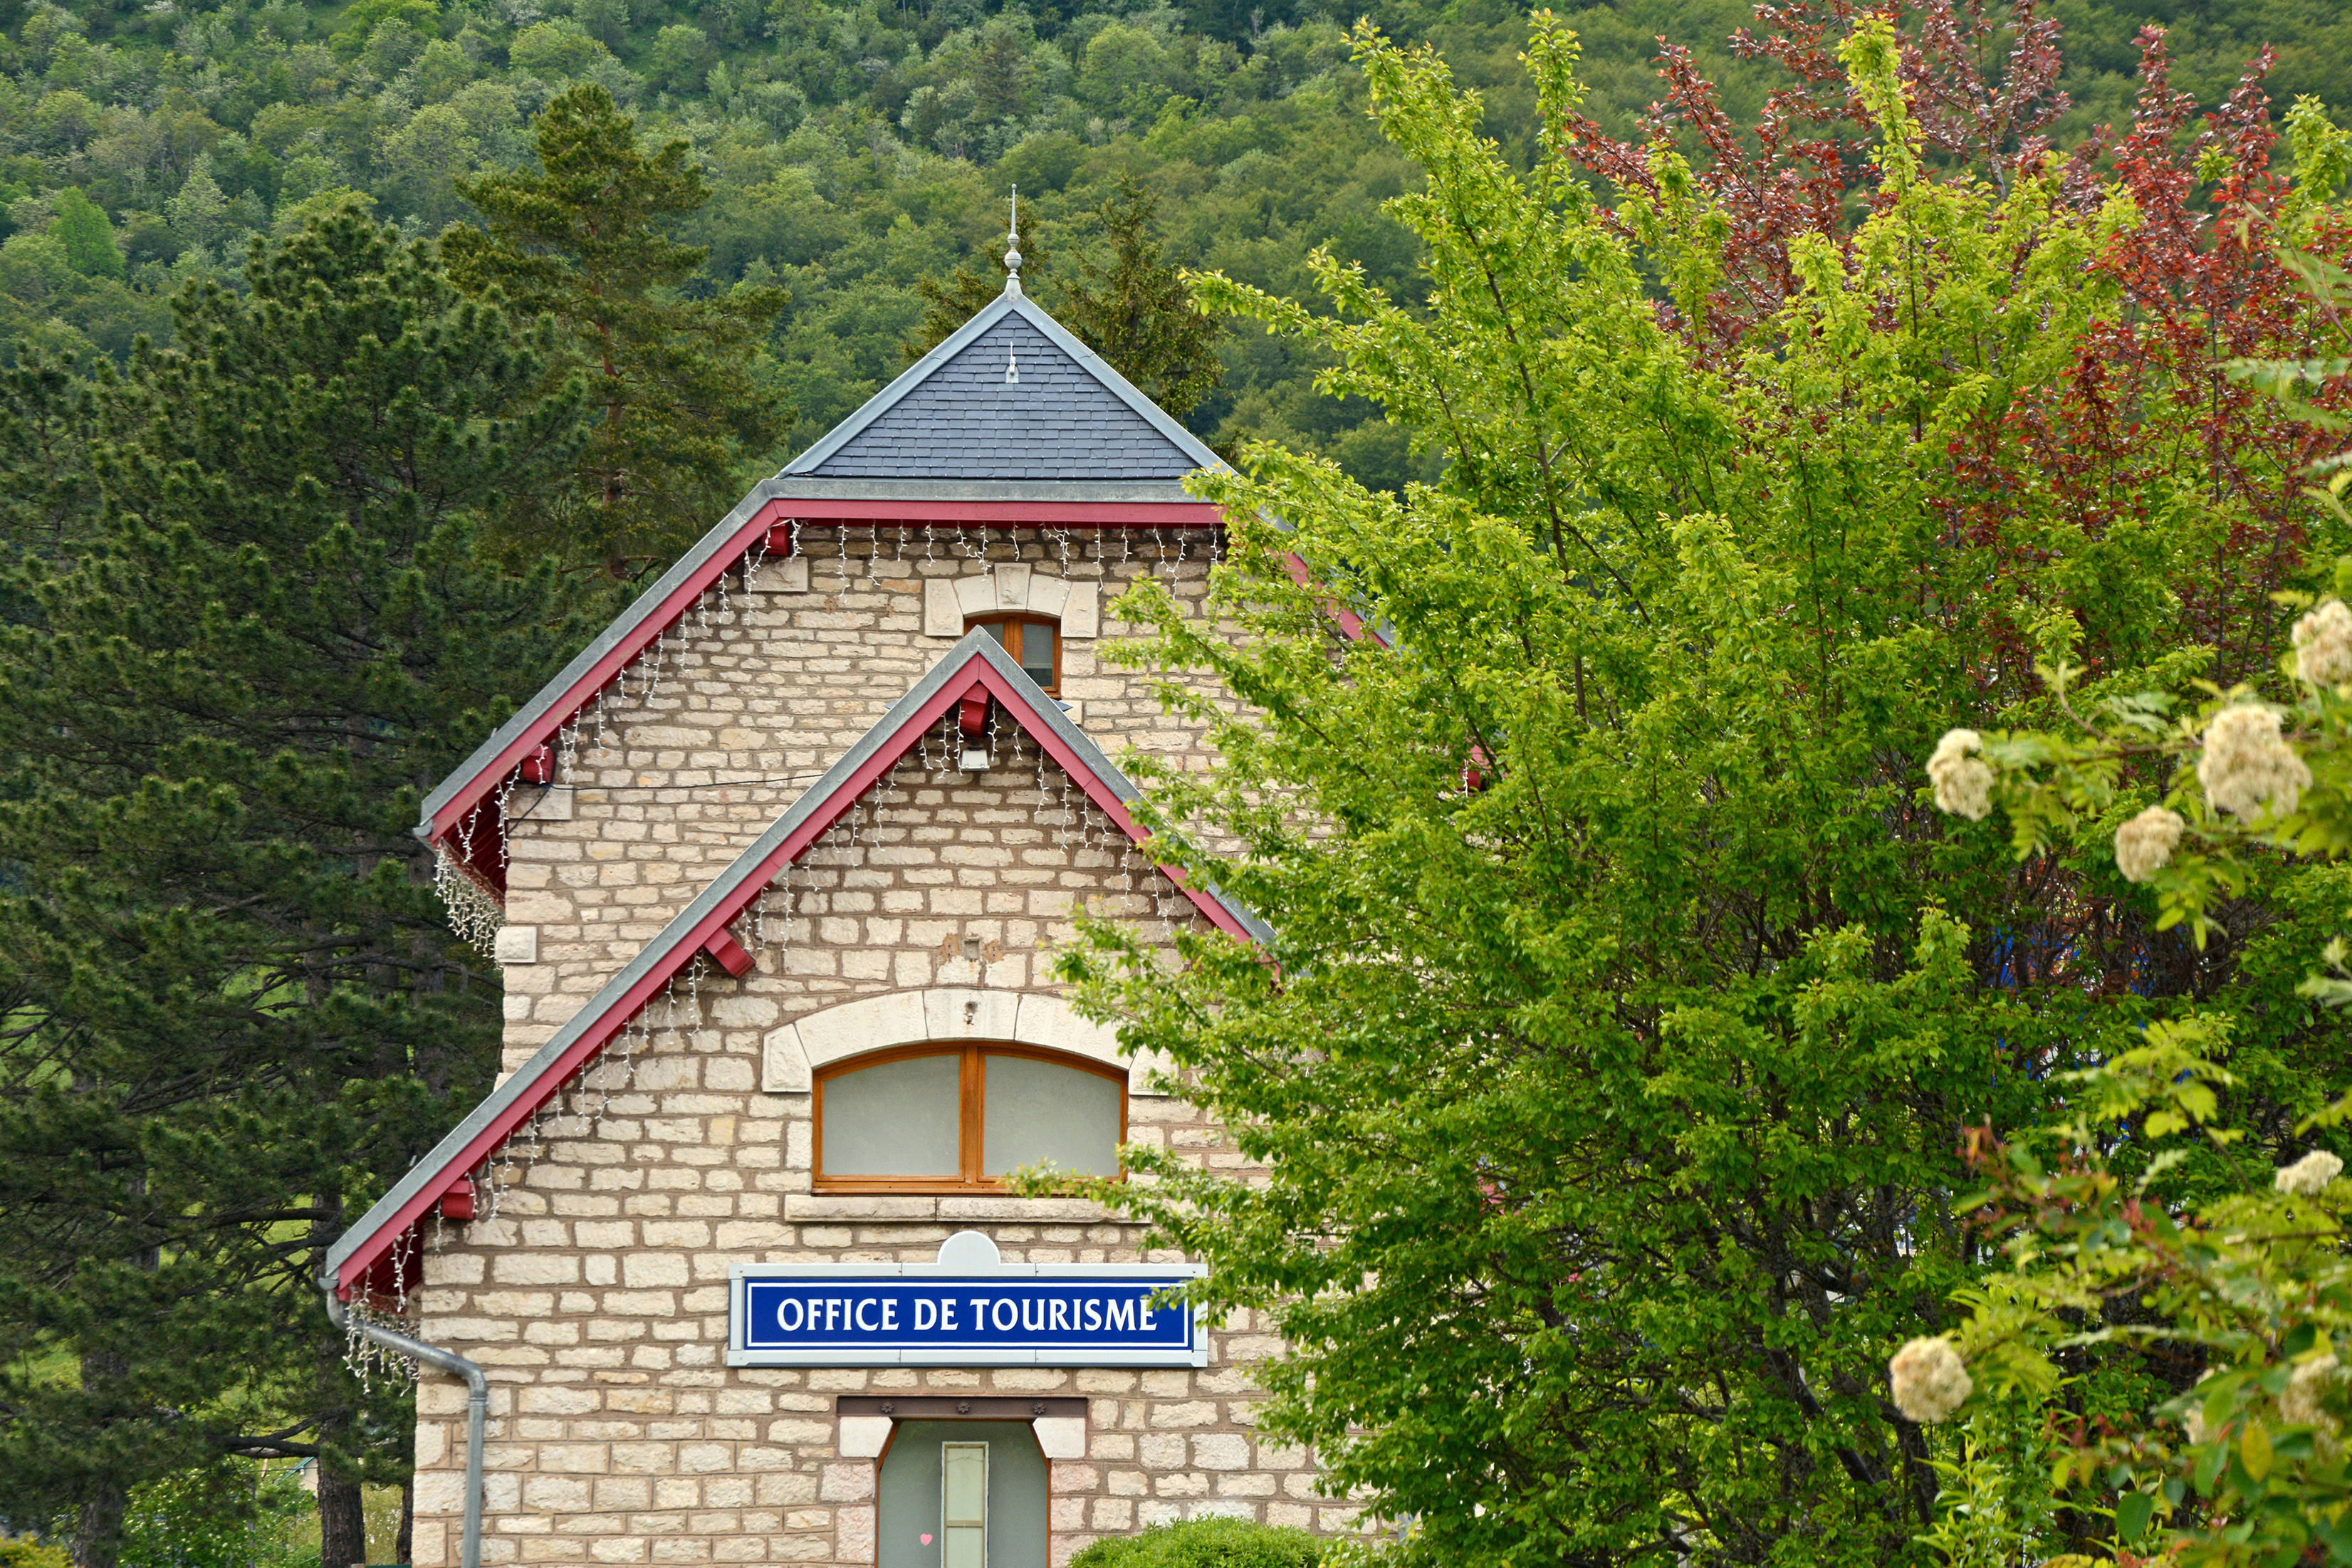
773, 498, 1224, 526
424, 498, 1226, 856
1283, 550, 1373, 644
340, 642, 1248, 1297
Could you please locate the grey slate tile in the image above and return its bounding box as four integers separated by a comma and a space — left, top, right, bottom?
810, 315, 1202, 481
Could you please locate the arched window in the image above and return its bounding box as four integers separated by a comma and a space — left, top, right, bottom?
815, 1044, 1123, 1191
967, 614, 1058, 693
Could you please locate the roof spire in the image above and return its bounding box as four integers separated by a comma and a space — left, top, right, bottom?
1003, 185, 1022, 298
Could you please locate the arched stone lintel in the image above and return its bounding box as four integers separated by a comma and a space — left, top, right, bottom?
761, 988, 1171, 1095
921, 567, 1098, 639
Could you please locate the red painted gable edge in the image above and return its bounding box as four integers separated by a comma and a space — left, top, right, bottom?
426, 496, 1226, 877
345, 644, 1252, 1300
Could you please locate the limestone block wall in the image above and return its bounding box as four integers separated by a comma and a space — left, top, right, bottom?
493, 524, 1228, 1077
407, 742, 1337, 1567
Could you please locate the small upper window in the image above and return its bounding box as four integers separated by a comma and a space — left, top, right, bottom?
969, 615, 1058, 693
815, 1044, 1123, 1192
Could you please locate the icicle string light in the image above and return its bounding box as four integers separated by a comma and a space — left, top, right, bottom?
496, 776, 516, 870
434, 844, 506, 958
342, 1298, 422, 1390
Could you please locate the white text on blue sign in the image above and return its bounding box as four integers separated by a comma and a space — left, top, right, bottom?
730, 1272, 1202, 1367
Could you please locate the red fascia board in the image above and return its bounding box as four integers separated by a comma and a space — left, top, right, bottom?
425, 498, 1227, 848
426, 507, 776, 842
342, 646, 1248, 1295
1283, 550, 1373, 644
768, 498, 1223, 527
704, 926, 756, 978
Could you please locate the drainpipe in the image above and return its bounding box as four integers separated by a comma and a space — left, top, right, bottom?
322, 1286, 487, 1568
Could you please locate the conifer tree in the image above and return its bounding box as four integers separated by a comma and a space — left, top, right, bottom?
1053, 176, 1221, 417
901, 227, 1050, 363
444, 85, 793, 573
0, 197, 602, 1568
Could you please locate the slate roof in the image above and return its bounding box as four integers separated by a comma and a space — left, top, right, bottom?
781, 286, 1224, 484
806, 312, 1196, 480
335, 633, 1270, 1300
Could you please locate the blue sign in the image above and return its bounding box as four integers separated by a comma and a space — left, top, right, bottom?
728, 1266, 1206, 1367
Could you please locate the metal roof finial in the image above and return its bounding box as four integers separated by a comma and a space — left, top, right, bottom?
1003, 185, 1022, 298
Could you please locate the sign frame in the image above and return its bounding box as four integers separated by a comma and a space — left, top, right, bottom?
727, 1261, 1209, 1368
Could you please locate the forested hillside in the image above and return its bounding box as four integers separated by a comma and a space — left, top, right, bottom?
0, 0, 2340, 498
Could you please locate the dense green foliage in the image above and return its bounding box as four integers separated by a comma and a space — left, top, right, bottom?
0, 0, 2338, 503
0, 204, 610, 1567
1049, 9, 2352, 1566
115, 1462, 324, 1568
1067, 1519, 1326, 1568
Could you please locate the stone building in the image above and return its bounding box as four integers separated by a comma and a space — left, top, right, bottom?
323, 268, 1338, 1568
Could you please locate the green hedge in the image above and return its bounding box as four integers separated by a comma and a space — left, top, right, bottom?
1069, 1518, 1326, 1568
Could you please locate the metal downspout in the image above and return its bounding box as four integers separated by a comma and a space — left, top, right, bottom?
322, 1287, 486, 1568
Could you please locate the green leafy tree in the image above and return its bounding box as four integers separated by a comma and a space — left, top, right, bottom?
46, 190, 119, 281
329, 0, 438, 56
506, 19, 610, 78
574, 0, 628, 49
0, 197, 600, 1568
645, 23, 716, 95
444, 84, 791, 571
1040, 14, 2352, 1568
1067, 1519, 1324, 1567
164, 157, 226, 256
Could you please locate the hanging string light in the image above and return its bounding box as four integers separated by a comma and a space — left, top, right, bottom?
434, 845, 505, 958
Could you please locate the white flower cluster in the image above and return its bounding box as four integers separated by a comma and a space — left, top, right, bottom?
2183, 1369, 2216, 1443
1888, 1336, 1972, 1424
2282, 1354, 2344, 1438
2114, 805, 2185, 884
2197, 705, 2311, 820
1928, 729, 1993, 822
2296, 600, 2352, 687
2276, 1149, 2345, 1197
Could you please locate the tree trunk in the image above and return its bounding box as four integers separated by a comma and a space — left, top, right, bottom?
71, 1350, 127, 1568
312, 1192, 368, 1568
397, 1481, 414, 1566
319, 1459, 368, 1568
71, 1476, 125, 1568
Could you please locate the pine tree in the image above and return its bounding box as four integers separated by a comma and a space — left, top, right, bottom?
444, 84, 793, 573
1053, 176, 1220, 417
0, 197, 604, 1568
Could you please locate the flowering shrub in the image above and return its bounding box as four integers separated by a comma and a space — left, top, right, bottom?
1914, 1037, 2352, 1565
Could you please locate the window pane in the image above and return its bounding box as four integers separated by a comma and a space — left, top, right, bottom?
823, 1055, 961, 1176
941, 1444, 988, 1568
981, 620, 1007, 646
983, 1055, 1119, 1177
1020, 622, 1055, 687
943, 1444, 988, 1523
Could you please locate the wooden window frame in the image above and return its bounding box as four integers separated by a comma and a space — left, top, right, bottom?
966, 614, 1061, 694
812, 1041, 1126, 1193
